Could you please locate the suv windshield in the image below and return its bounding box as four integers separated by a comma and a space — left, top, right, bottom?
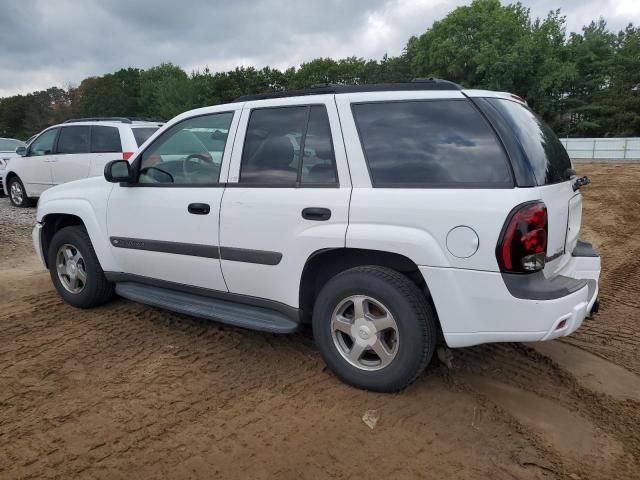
132, 127, 159, 147
487, 98, 571, 185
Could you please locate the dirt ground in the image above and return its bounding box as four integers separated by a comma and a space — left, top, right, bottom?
1, 163, 639, 480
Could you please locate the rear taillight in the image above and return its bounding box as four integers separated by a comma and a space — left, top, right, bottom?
123, 151, 134, 161
497, 201, 548, 273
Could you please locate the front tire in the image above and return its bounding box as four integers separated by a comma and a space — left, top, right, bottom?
48, 226, 114, 308
8, 176, 34, 207
312, 266, 437, 392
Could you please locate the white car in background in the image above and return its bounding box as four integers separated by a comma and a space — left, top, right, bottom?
3, 117, 162, 207
0, 138, 26, 195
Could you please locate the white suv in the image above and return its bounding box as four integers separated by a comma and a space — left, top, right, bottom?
32, 80, 600, 392
3, 117, 161, 207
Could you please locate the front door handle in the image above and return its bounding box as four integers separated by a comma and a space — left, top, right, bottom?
302, 207, 331, 221
188, 203, 210, 215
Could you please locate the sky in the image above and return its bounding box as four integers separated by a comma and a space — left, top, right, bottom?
1, 0, 639, 97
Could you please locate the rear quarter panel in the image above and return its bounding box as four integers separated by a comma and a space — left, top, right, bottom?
335, 91, 542, 271
347, 187, 541, 270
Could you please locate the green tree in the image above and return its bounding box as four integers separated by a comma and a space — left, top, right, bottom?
139, 63, 195, 120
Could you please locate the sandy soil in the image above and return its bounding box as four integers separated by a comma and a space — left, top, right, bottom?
1, 163, 639, 479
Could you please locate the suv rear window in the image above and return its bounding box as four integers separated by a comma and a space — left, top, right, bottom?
91, 126, 122, 153
132, 127, 159, 147
352, 100, 512, 187
486, 98, 571, 185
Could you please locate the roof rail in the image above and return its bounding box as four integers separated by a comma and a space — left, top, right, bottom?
127, 117, 166, 123
232, 78, 462, 102
64, 117, 133, 124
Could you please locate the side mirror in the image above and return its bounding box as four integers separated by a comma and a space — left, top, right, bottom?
104, 160, 132, 183
15, 146, 27, 156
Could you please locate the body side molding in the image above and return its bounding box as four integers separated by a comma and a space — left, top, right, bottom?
109, 237, 282, 265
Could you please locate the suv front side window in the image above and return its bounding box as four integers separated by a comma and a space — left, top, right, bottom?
138, 112, 234, 185
29, 128, 58, 156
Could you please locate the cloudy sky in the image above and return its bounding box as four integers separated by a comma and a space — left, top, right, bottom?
1, 0, 639, 97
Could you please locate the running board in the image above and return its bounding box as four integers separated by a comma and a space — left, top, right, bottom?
115, 282, 299, 333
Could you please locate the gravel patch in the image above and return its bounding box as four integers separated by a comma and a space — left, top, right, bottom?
0, 196, 36, 264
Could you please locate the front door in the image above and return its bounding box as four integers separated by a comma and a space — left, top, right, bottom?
21, 127, 58, 196
219, 96, 352, 308
106, 107, 241, 292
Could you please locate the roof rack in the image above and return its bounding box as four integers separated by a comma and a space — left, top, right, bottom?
232, 78, 462, 102
63, 117, 166, 124
64, 117, 133, 124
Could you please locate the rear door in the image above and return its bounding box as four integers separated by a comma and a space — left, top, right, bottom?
52, 125, 91, 184
219, 95, 351, 308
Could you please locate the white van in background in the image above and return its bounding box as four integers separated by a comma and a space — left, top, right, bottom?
3, 117, 162, 207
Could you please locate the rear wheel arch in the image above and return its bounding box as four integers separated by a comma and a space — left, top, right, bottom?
299, 248, 440, 325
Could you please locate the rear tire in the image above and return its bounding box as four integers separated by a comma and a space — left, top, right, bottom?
8, 176, 34, 207
48, 226, 114, 308
312, 266, 437, 392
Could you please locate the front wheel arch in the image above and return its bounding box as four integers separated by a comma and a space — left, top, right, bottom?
40, 214, 86, 268
6, 174, 33, 207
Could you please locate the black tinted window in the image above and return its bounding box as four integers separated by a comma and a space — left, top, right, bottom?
487, 98, 571, 185
132, 127, 159, 147
90, 126, 122, 153
240, 106, 307, 185
353, 100, 512, 187
57, 126, 90, 154
301, 106, 337, 185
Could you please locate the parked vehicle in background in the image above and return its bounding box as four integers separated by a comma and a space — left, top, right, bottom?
3, 118, 162, 207
0, 138, 25, 195
32, 80, 600, 392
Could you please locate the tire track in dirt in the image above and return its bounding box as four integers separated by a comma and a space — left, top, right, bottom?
1, 285, 560, 480
2, 166, 640, 479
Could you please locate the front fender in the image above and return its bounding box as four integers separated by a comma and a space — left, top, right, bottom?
38, 197, 117, 272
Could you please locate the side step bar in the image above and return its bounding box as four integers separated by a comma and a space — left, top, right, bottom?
115, 282, 300, 333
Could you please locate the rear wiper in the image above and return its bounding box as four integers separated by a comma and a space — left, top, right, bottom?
572, 176, 591, 191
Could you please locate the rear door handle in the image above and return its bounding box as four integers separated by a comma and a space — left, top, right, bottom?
188, 203, 210, 215
302, 207, 331, 221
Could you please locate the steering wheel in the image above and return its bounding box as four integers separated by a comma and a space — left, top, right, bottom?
183, 152, 213, 178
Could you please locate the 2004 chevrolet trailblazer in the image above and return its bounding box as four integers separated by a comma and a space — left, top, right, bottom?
32, 79, 600, 392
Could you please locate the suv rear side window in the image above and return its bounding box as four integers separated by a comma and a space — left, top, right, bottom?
90, 126, 122, 153
57, 126, 90, 154
240, 105, 338, 186
132, 127, 159, 147
352, 100, 512, 187
486, 98, 571, 185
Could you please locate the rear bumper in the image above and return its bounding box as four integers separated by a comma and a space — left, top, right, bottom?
421, 240, 600, 348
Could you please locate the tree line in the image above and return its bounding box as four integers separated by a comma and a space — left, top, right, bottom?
1, 0, 639, 140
